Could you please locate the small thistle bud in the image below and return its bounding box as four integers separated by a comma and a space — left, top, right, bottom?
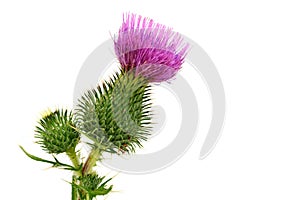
77, 173, 113, 198
35, 109, 80, 154
80, 173, 112, 191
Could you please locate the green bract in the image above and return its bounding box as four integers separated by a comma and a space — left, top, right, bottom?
35, 109, 80, 154
76, 70, 152, 153
76, 173, 113, 199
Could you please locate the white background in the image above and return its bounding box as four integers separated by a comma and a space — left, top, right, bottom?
1, 0, 300, 199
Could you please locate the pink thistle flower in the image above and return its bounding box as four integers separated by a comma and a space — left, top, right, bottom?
114, 13, 189, 83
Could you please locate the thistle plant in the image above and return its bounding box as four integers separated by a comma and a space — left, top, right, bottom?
20, 13, 189, 200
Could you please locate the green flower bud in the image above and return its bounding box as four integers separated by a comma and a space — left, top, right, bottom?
35, 109, 80, 154
78, 173, 113, 198
76, 70, 152, 153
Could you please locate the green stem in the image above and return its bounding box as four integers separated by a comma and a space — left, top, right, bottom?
66, 147, 81, 176
71, 175, 78, 200
82, 148, 100, 175
66, 147, 81, 200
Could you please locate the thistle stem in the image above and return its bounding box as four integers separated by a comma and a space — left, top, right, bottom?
82, 148, 100, 175
66, 147, 82, 200
71, 175, 78, 200
66, 147, 81, 176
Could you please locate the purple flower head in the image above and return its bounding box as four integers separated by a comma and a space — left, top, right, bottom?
114, 13, 189, 83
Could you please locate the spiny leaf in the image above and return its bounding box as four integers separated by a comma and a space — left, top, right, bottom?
19, 146, 80, 171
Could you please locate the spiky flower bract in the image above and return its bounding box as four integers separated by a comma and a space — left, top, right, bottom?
114, 13, 189, 83
75, 173, 113, 199
75, 70, 152, 154
35, 109, 80, 154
